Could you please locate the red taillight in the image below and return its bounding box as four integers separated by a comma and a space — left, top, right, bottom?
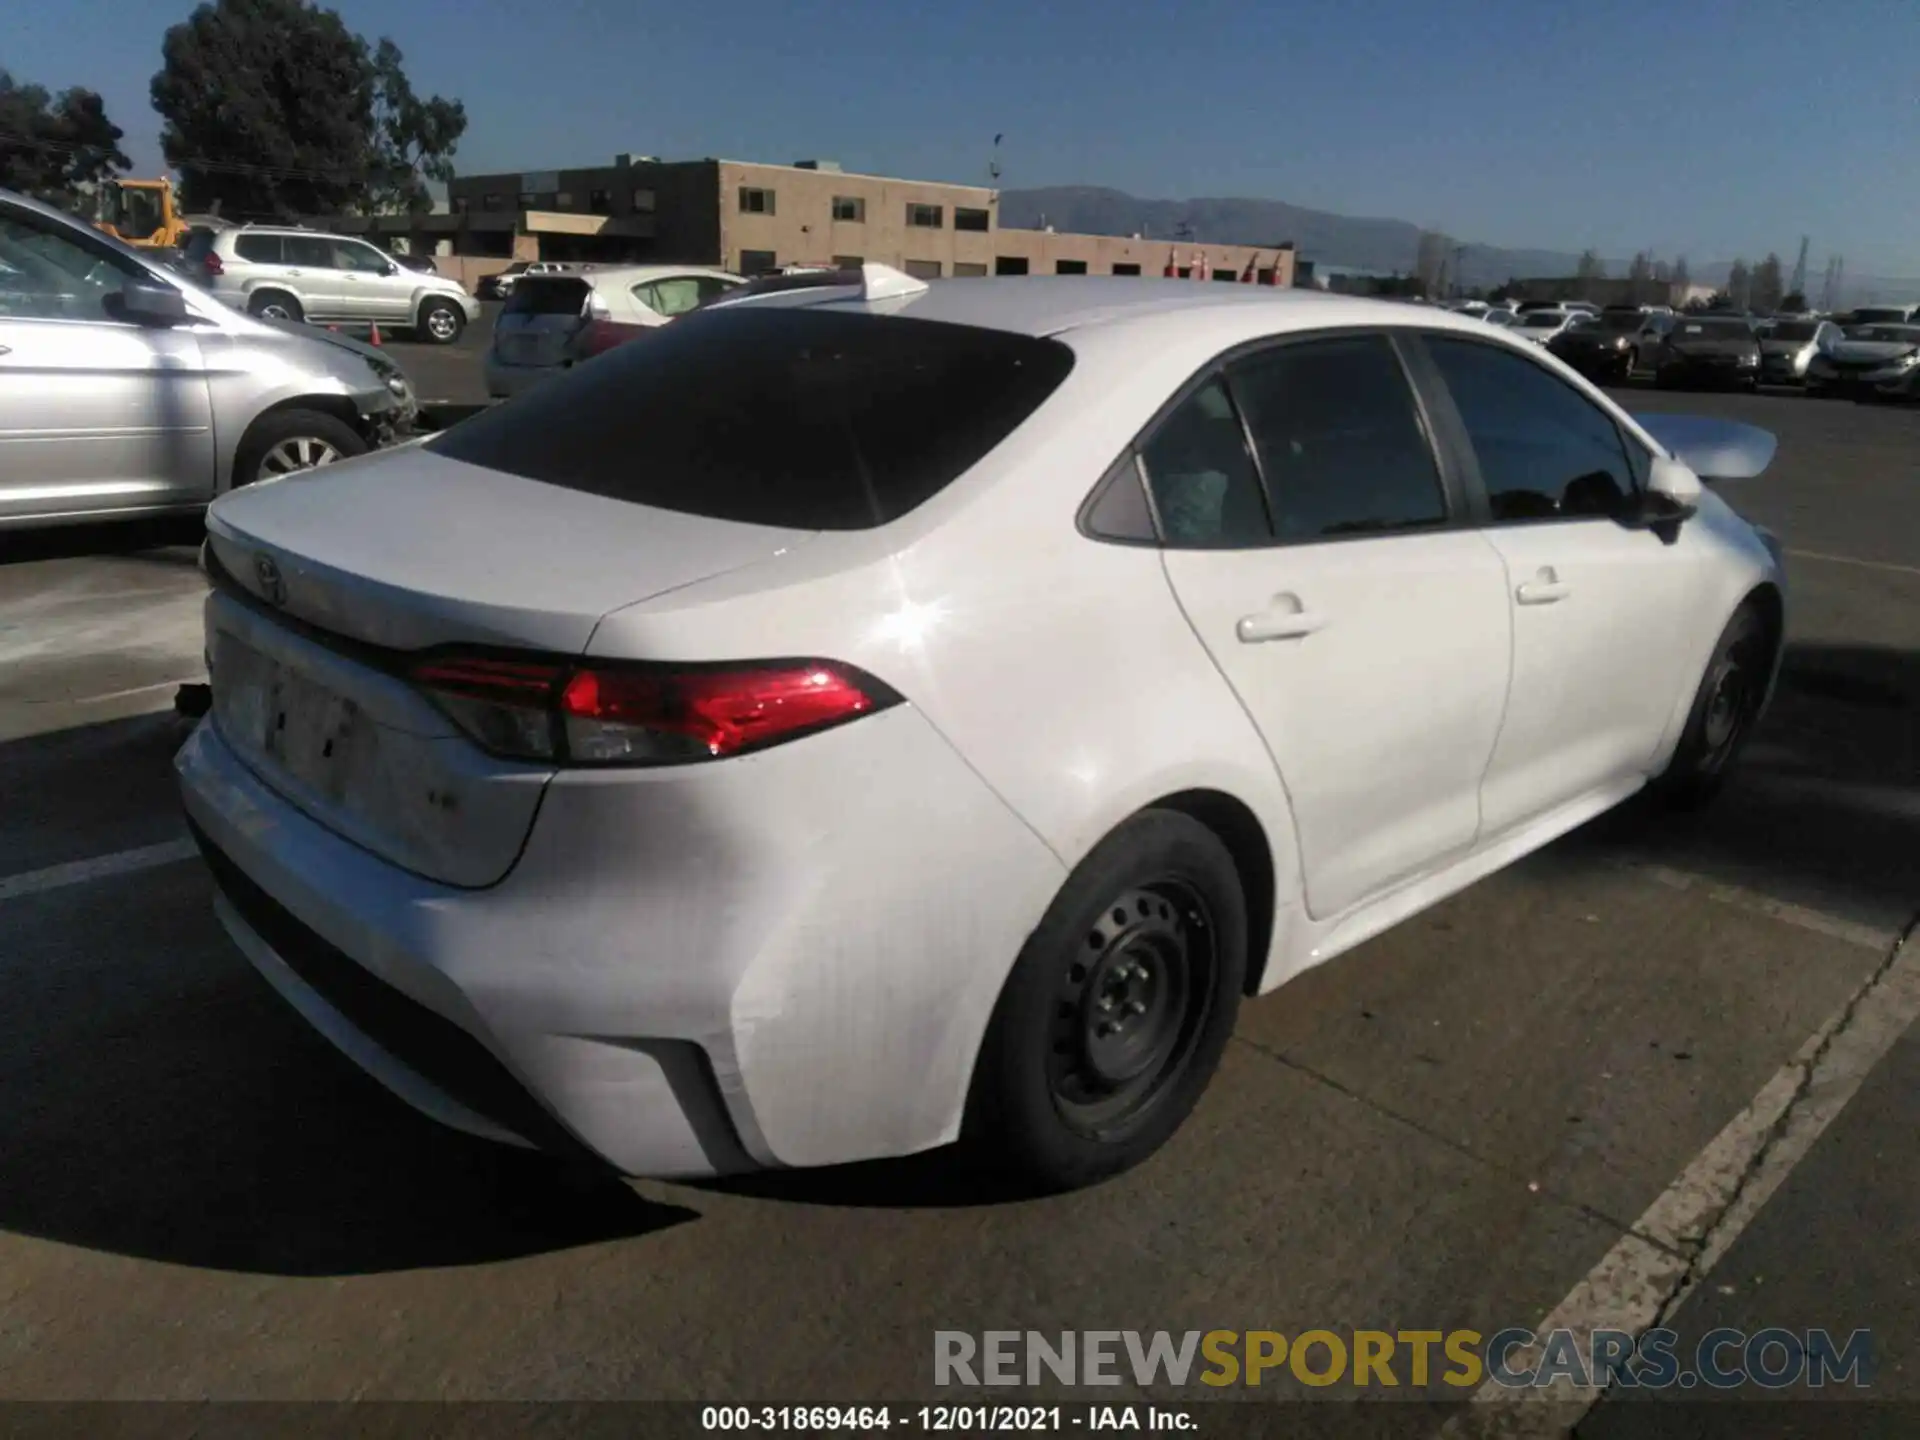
203, 252, 224, 276
410, 655, 894, 765
569, 318, 645, 360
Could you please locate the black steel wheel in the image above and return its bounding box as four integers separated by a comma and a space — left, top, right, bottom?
966, 809, 1247, 1192
1655, 602, 1773, 809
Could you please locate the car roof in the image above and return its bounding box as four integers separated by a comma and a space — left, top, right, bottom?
757, 276, 1509, 343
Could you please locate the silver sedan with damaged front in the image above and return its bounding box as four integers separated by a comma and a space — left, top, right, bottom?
0, 189, 418, 531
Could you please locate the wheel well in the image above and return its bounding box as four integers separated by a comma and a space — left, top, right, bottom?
234, 397, 366, 471
1149, 790, 1277, 996
1745, 581, 1785, 663
248, 287, 298, 308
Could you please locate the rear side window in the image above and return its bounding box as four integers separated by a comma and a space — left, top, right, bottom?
1227, 336, 1446, 539
184, 228, 218, 263
1137, 378, 1270, 547
284, 236, 335, 268
428, 307, 1075, 530
506, 277, 592, 315
234, 234, 283, 263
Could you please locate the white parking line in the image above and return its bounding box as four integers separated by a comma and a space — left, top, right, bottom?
1442, 915, 1920, 1436
0, 836, 198, 905
1620, 860, 1898, 952
1785, 548, 1920, 578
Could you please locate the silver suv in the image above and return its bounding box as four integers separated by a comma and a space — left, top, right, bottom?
0, 189, 417, 530
190, 223, 479, 344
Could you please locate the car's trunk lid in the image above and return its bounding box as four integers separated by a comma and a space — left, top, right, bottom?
490, 276, 594, 368
202, 447, 815, 886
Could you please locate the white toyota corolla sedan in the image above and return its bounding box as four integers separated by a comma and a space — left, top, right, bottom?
176, 266, 1786, 1193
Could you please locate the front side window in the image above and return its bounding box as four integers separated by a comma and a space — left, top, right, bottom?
332, 240, 391, 274
1137, 377, 1270, 547
0, 211, 143, 322
1228, 336, 1447, 540
1423, 336, 1638, 522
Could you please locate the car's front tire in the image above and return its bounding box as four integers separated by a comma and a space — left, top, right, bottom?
1653, 601, 1773, 810
418, 297, 465, 345
234, 408, 368, 487
965, 809, 1247, 1193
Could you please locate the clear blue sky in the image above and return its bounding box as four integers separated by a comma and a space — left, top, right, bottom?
12, 0, 1919, 275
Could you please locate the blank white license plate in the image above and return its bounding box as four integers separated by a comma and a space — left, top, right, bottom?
213, 633, 366, 804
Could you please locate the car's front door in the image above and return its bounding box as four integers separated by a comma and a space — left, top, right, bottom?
1149, 334, 1513, 921
332, 239, 411, 323
1414, 333, 1695, 838
0, 207, 215, 523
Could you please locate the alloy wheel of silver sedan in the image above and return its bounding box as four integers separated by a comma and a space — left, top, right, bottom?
260, 436, 343, 476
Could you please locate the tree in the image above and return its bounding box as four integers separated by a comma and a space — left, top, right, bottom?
365, 38, 466, 214
1413, 230, 1451, 297
151, 0, 463, 219
1627, 250, 1654, 304
1575, 248, 1605, 302
1726, 258, 1752, 311
1751, 252, 1785, 312
0, 70, 130, 207
1780, 291, 1808, 313
1673, 254, 1690, 295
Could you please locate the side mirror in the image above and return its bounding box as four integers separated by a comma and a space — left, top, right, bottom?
117, 278, 190, 326
1637, 454, 1703, 525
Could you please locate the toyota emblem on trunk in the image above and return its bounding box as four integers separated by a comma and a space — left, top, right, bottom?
254, 553, 288, 606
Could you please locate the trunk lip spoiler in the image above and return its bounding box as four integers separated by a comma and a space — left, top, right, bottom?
1630, 412, 1777, 482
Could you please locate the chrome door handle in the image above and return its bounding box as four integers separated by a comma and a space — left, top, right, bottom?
1516, 578, 1571, 605
1237, 601, 1329, 643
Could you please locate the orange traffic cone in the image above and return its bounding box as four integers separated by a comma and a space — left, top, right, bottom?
368, 323, 382, 346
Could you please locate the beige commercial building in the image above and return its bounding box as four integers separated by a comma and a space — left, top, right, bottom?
406, 155, 1295, 289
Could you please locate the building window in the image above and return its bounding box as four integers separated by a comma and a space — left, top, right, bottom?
906, 203, 944, 229
1055, 259, 1088, 275
831, 196, 865, 222
451, 195, 470, 215
955, 207, 990, 232
589, 189, 611, 214
952, 262, 988, 277
1257, 267, 1277, 285
1214, 269, 1240, 282
482, 193, 504, 210
1111, 262, 1141, 276
832, 254, 864, 268
739, 187, 775, 215
555, 191, 574, 207
903, 258, 943, 279
518, 192, 536, 208
995, 256, 1030, 275
739, 249, 778, 275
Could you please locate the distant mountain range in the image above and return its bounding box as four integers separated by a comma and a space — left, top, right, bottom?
998, 186, 1914, 302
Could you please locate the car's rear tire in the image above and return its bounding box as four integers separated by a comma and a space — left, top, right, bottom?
1653, 602, 1772, 810
234, 408, 367, 487
418, 297, 465, 345
248, 290, 303, 324
964, 809, 1247, 1193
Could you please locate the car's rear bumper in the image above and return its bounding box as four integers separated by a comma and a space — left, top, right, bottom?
483, 354, 566, 400
175, 698, 1064, 1176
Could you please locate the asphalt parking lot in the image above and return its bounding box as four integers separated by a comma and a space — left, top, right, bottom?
0, 371, 1915, 1432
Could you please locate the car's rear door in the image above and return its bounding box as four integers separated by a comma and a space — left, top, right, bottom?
1151, 332, 1513, 921
1409, 332, 1697, 837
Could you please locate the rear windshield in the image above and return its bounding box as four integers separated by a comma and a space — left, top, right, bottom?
183, 228, 218, 262
504, 277, 593, 316
428, 307, 1076, 530
1770, 321, 1818, 341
